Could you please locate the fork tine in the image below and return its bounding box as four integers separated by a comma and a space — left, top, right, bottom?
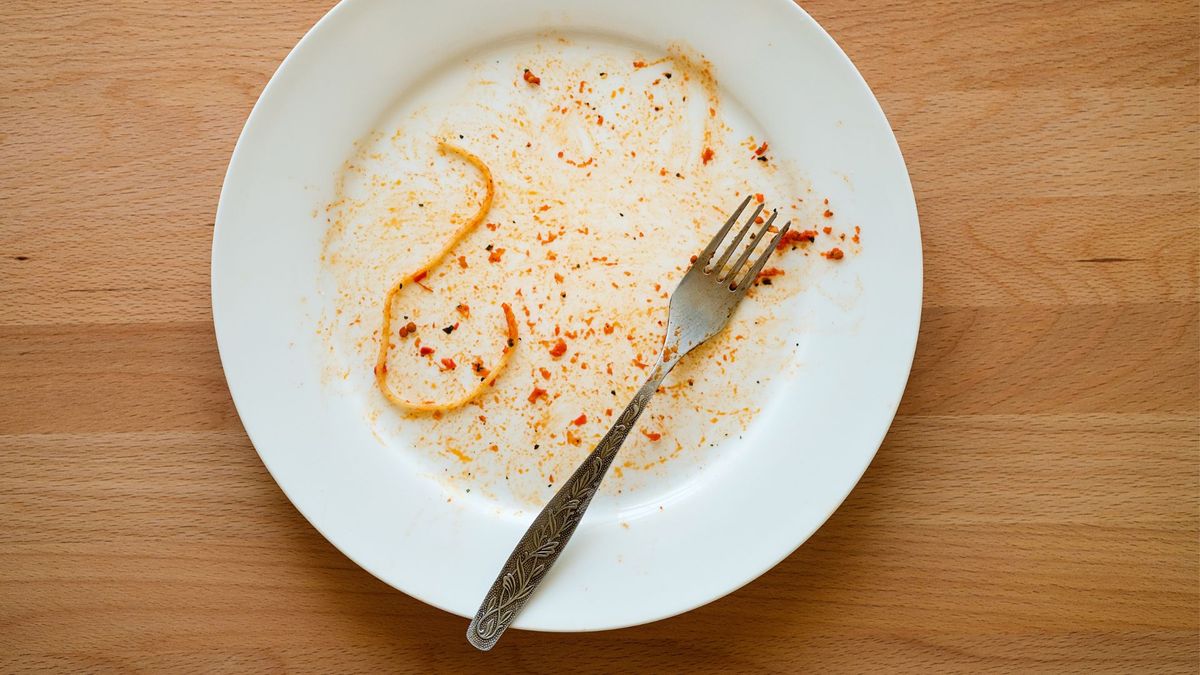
697, 194, 753, 267
713, 203, 764, 274
726, 210, 777, 281
736, 221, 791, 291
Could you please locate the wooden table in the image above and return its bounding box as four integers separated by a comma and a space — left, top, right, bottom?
2, 1, 1196, 671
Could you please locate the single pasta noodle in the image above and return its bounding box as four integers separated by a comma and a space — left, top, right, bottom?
373, 141, 517, 412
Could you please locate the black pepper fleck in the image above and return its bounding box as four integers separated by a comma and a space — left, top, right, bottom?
443, 325, 455, 334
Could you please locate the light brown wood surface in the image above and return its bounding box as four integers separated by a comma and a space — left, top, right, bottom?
2, 1, 1197, 672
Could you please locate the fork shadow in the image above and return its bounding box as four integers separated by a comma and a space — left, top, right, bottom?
265, 441, 899, 673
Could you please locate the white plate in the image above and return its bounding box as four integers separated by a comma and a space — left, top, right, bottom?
213, 0, 920, 632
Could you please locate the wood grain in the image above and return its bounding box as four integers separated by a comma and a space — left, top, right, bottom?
1, 0, 1197, 671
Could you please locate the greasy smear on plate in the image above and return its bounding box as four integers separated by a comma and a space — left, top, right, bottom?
318, 36, 860, 510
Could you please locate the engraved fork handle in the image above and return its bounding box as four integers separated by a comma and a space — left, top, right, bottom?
466, 362, 670, 650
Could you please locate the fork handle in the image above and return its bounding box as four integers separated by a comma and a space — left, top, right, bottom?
466, 366, 668, 650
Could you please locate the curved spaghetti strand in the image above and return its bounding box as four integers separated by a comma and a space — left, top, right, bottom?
374, 141, 516, 412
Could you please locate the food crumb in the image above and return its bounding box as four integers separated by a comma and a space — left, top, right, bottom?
777, 229, 817, 250
822, 247, 845, 260
756, 267, 785, 283
522, 68, 541, 85
549, 338, 567, 357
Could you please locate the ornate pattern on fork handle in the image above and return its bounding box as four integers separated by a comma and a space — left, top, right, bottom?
466, 368, 668, 650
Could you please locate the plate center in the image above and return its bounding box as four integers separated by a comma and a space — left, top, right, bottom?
317, 31, 831, 520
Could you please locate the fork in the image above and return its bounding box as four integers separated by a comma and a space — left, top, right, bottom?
466, 195, 790, 650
